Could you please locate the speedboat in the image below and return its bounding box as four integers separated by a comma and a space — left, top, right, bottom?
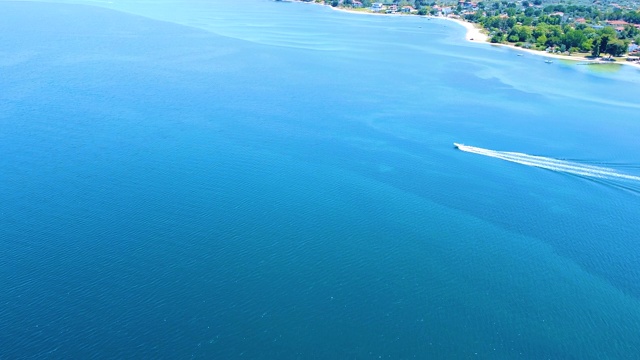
453, 142, 463, 149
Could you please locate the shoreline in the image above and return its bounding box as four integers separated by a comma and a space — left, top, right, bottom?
294, 1, 640, 69
492, 42, 640, 69
319, 3, 488, 42
442, 16, 489, 42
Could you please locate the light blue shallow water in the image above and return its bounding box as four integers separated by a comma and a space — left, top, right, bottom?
2, 1, 640, 358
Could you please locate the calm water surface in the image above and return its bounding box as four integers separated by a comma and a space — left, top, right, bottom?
1, 0, 640, 358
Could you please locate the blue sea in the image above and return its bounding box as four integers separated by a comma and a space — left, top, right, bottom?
2, 0, 640, 358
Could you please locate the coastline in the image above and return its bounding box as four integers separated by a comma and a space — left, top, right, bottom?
293, 1, 640, 69
318, 3, 488, 42
443, 17, 488, 42
492, 43, 640, 69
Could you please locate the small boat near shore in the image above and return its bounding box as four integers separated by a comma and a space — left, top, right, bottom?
544, 59, 553, 63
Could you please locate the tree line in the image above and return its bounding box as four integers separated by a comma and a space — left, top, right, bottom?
465, 3, 640, 57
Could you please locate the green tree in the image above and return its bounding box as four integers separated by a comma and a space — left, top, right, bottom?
592, 38, 601, 57
580, 38, 594, 52
605, 39, 628, 57
620, 25, 640, 40
510, 25, 532, 42
491, 32, 505, 43
564, 29, 587, 49
599, 34, 613, 56
599, 26, 618, 39
536, 34, 548, 47
623, 10, 640, 24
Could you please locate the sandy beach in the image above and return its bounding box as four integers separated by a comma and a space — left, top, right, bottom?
443, 17, 489, 42
319, 3, 489, 42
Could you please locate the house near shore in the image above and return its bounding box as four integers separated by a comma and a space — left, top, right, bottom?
606, 20, 629, 26
550, 11, 567, 21
458, 1, 478, 10
371, 2, 383, 12
401, 5, 416, 13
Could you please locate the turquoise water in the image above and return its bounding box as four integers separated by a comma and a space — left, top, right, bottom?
2, 1, 640, 358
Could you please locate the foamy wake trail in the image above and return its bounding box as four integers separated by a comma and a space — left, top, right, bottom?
457, 144, 640, 182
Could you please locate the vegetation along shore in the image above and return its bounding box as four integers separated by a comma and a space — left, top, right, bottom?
292, 0, 640, 67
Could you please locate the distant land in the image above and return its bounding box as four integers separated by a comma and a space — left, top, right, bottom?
294, 0, 640, 67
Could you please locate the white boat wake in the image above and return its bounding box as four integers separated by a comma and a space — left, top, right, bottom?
454, 143, 640, 183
